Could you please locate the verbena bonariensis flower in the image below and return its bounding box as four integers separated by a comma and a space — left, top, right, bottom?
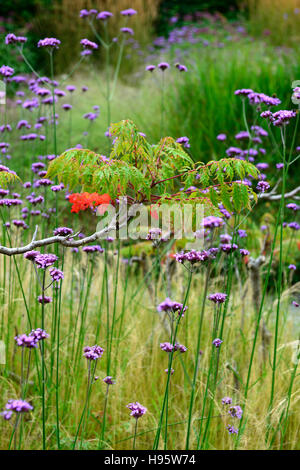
82, 245, 104, 254
174, 343, 187, 353
37, 38, 61, 49
203, 216, 224, 229
2, 399, 33, 420
288, 222, 300, 230
53, 227, 73, 236
240, 249, 250, 257
222, 397, 232, 405
38, 295, 52, 304
146, 65, 155, 72
160, 342, 174, 352
208, 293, 227, 304
288, 264, 296, 270
0, 65, 14, 78
212, 338, 223, 348
34, 253, 58, 269
176, 136, 190, 148
220, 243, 238, 253
120, 27, 134, 35
24, 250, 40, 261
286, 203, 300, 211
15, 334, 38, 348
257, 181, 270, 193
227, 425, 238, 435
30, 328, 49, 341
146, 228, 162, 240
83, 345, 104, 360
157, 298, 188, 316
247, 92, 281, 107
97, 11, 113, 20
158, 62, 170, 71
80, 39, 98, 50
103, 376, 115, 385
175, 249, 216, 265
235, 131, 250, 140
217, 133, 227, 141
5, 33, 27, 45
49, 267, 64, 283
228, 405, 243, 419
165, 368, 175, 375
121, 8, 137, 16
127, 402, 147, 419
176, 64, 188, 72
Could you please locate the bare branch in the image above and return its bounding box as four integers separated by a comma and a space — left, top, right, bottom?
0, 217, 126, 256
260, 186, 300, 201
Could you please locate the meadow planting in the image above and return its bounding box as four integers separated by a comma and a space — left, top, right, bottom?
0, 3, 299, 451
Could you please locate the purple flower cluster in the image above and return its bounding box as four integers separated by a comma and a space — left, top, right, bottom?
127, 402, 147, 419
83, 345, 104, 361
2, 399, 33, 420
208, 293, 227, 304
103, 376, 115, 385
37, 38, 61, 49
261, 109, 296, 127
157, 298, 188, 316
212, 338, 223, 348
175, 248, 217, 265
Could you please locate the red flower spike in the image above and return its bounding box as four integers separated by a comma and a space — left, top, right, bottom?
69, 192, 111, 213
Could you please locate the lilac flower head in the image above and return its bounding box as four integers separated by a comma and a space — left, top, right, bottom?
160, 342, 174, 353
38, 296, 52, 304
222, 397, 232, 405
288, 264, 296, 270
49, 267, 64, 283
288, 222, 300, 230
203, 216, 224, 229
217, 133, 227, 141
257, 181, 270, 193
37, 38, 61, 49
158, 62, 170, 71
0, 65, 14, 78
208, 293, 227, 304
103, 376, 115, 385
97, 11, 113, 20
146, 64, 156, 73
121, 9, 137, 16
238, 229, 247, 238
53, 227, 73, 237
227, 425, 238, 435
80, 39, 98, 50
228, 405, 243, 419
82, 245, 104, 254
23, 250, 40, 261
30, 328, 49, 341
4, 399, 33, 415
120, 27, 134, 35
15, 334, 38, 349
176, 136, 190, 148
212, 338, 223, 348
157, 298, 188, 316
34, 253, 58, 269
83, 345, 104, 360
5, 33, 27, 45
127, 402, 147, 419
